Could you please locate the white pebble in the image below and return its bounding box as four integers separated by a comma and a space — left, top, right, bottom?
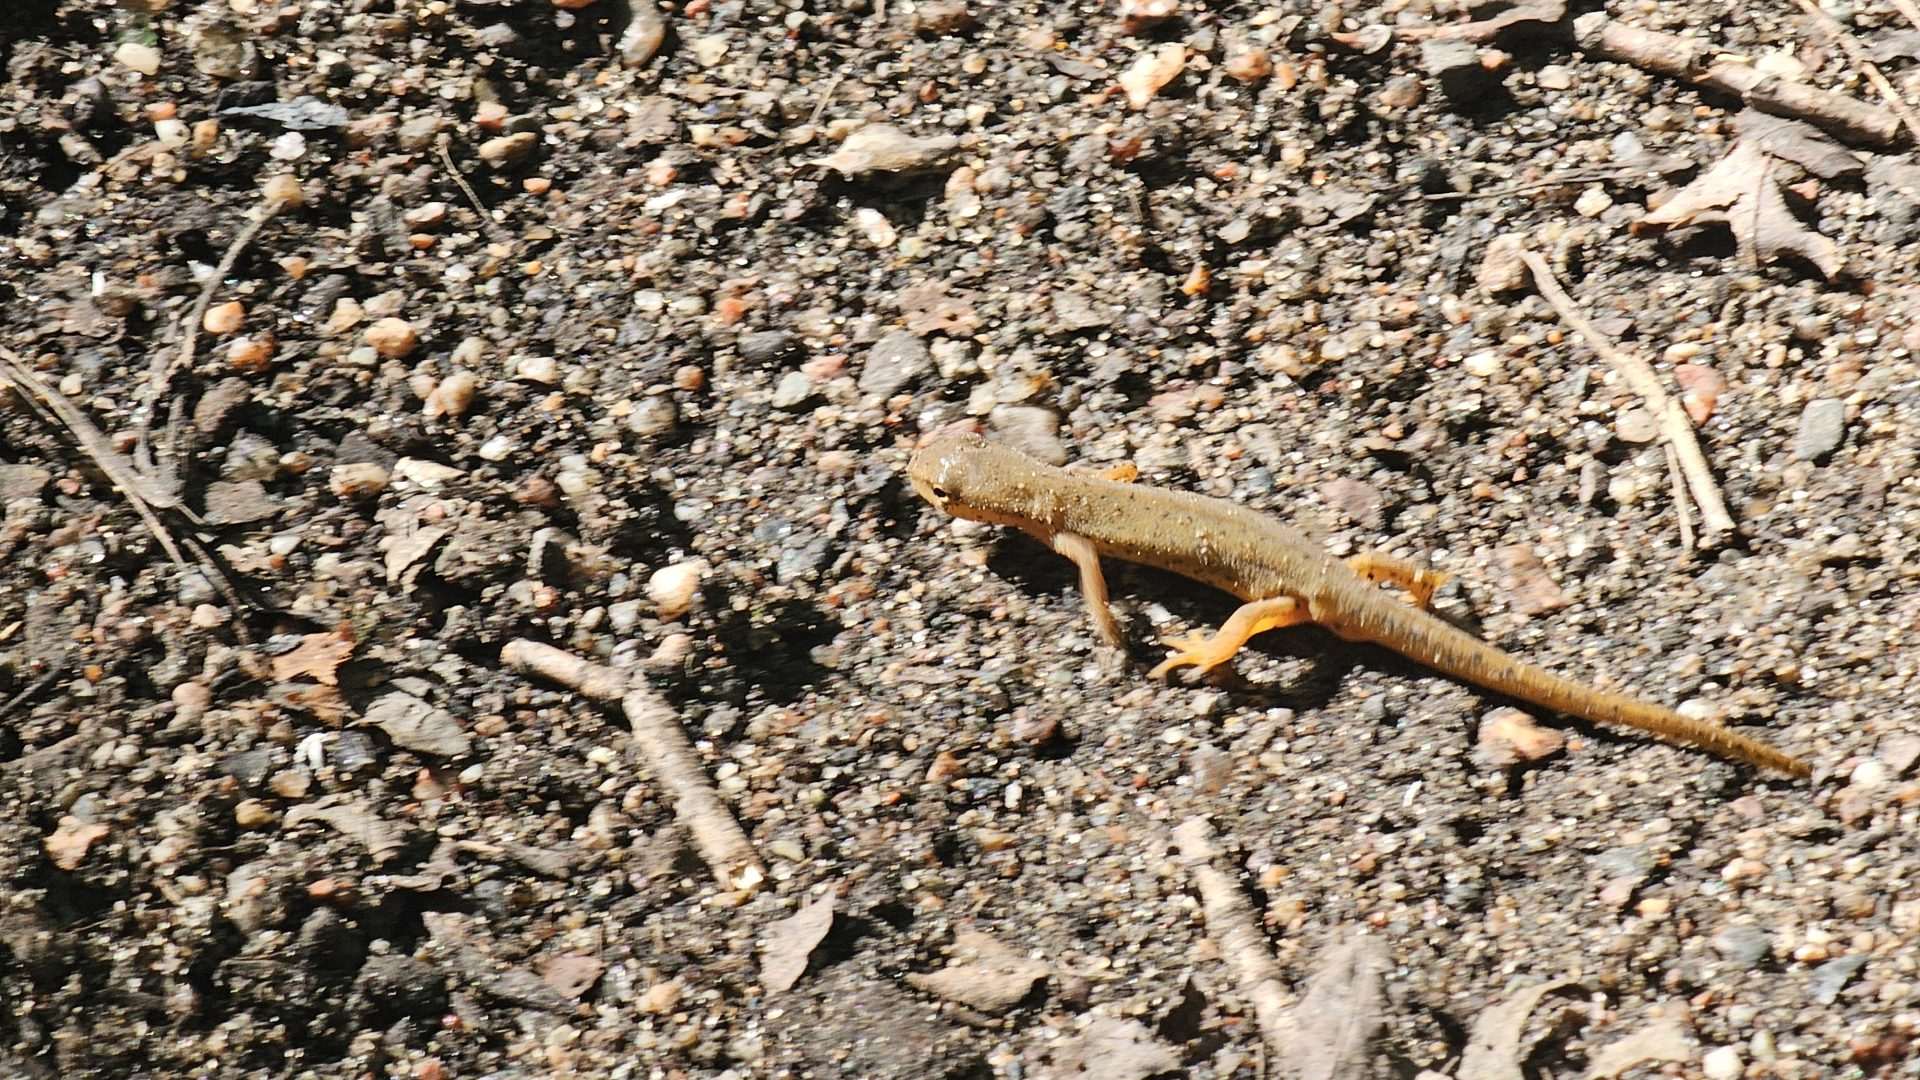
1574, 187, 1613, 217
514, 355, 561, 384
270, 132, 308, 161
647, 559, 709, 621
1702, 1046, 1742, 1080
1462, 351, 1501, 378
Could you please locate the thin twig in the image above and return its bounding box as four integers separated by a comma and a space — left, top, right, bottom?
1516, 250, 1738, 541
145, 205, 279, 406
808, 66, 852, 128
1793, 0, 1920, 143
1663, 443, 1695, 552
436, 134, 511, 247
0, 669, 63, 722
501, 639, 764, 890
1421, 168, 1641, 203
1172, 817, 1291, 1061
0, 349, 257, 630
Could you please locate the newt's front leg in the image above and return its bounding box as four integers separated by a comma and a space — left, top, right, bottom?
1150, 596, 1309, 679
1052, 531, 1125, 647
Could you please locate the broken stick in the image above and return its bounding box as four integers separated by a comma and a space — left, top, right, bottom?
1516, 250, 1737, 545
1574, 13, 1904, 148
500, 639, 764, 890
1173, 817, 1292, 1061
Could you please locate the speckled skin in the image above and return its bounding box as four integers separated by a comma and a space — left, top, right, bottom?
909, 432, 1809, 778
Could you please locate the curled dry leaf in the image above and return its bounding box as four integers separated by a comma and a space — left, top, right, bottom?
272, 627, 357, 686
1638, 112, 1860, 279
1493, 544, 1568, 615
760, 889, 836, 992
1277, 932, 1389, 1080
1456, 979, 1579, 1080
1476, 707, 1568, 768
1049, 1016, 1180, 1080
1119, 43, 1186, 109
1585, 1008, 1693, 1079
812, 124, 959, 177
905, 929, 1048, 1013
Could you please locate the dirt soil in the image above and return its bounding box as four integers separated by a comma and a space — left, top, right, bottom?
2, 0, 1919, 1077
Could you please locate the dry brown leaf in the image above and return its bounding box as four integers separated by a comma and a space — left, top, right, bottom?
1638, 113, 1860, 279
760, 889, 836, 992
1476, 707, 1568, 768
812, 124, 959, 177
46, 816, 111, 871
539, 954, 607, 1000
905, 929, 1048, 1013
1047, 1016, 1180, 1080
1493, 544, 1568, 615
1585, 1008, 1693, 1079
1456, 979, 1578, 1080
899, 280, 982, 336
271, 628, 356, 686
284, 796, 408, 862
1277, 932, 1388, 1080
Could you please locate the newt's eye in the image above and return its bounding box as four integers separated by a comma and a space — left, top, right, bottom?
930, 486, 949, 501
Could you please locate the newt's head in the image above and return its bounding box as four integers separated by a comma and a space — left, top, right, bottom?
908, 431, 1037, 529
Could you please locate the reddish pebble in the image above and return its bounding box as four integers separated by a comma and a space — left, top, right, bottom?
203, 301, 245, 335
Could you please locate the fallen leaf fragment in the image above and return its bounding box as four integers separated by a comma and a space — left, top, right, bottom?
760, 889, 836, 992
285, 796, 409, 862
1476, 707, 1568, 768
1585, 1008, 1693, 1079
271, 628, 356, 686
905, 929, 1048, 1013
1638, 112, 1859, 279
364, 690, 473, 757
46, 816, 111, 870
1456, 979, 1578, 1080
539, 954, 607, 1000
1277, 932, 1388, 1080
1119, 43, 1186, 109
812, 124, 959, 176
1493, 544, 1567, 615
1049, 1016, 1180, 1079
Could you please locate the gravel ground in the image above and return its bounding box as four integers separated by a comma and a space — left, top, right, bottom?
2, 0, 1918, 1077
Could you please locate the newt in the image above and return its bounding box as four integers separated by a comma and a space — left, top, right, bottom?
907, 431, 1809, 779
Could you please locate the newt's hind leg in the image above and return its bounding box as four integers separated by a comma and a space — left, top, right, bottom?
1150, 596, 1308, 680
1052, 531, 1124, 647
1347, 551, 1450, 608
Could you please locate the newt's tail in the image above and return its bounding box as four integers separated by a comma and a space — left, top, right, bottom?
1357, 598, 1811, 778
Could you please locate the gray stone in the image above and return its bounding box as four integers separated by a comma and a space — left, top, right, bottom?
1792, 398, 1846, 461
859, 331, 931, 398
1711, 924, 1772, 969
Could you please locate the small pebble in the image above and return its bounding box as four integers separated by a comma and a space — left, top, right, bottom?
478, 131, 538, 169
1119, 43, 1185, 110
116, 42, 162, 76
203, 301, 246, 335
1615, 406, 1659, 443
234, 799, 277, 829
423, 370, 479, 418
1792, 398, 1846, 461
1701, 1046, 1742, 1080
1574, 187, 1612, 217
648, 559, 708, 620
329, 462, 390, 500
365, 318, 420, 358
1224, 46, 1272, 83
